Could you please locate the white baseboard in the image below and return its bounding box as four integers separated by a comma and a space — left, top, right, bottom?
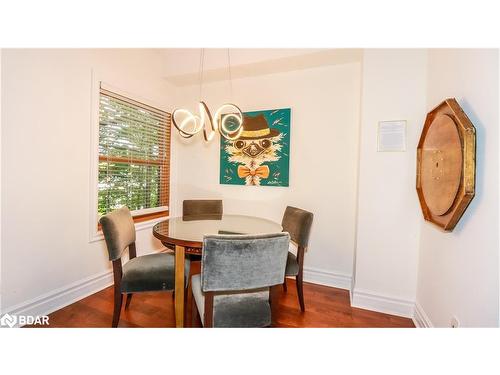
1, 247, 167, 327
302, 266, 352, 290
351, 288, 415, 318
2, 270, 114, 327
413, 302, 433, 328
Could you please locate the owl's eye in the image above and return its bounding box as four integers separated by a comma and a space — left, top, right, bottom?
260, 139, 271, 149
234, 140, 246, 149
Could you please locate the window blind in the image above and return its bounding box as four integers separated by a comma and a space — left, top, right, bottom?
98, 87, 170, 217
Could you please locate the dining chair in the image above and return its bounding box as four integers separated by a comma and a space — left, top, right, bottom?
100, 206, 190, 327
191, 233, 290, 327
183, 199, 223, 219
281, 206, 314, 311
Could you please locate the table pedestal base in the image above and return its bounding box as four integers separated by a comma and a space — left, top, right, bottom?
174, 245, 185, 328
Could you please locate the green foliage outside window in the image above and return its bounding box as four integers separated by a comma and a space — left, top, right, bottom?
98, 92, 168, 216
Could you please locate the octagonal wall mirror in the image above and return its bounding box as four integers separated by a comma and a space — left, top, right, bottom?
416, 98, 476, 231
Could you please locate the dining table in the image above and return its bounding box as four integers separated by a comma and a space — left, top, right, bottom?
152, 214, 283, 327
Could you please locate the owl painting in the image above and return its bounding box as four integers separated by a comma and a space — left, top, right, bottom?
220, 108, 290, 187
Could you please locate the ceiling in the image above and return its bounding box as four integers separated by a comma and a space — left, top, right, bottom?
157, 49, 363, 86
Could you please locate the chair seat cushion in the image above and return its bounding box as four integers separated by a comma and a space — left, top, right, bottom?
285, 251, 299, 276
121, 253, 190, 293
191, 274, 271, 327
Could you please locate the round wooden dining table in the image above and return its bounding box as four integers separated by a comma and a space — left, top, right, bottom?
152, 214, 283, 327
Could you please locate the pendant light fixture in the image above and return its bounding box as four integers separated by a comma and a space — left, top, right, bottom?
172, 49, 243, 142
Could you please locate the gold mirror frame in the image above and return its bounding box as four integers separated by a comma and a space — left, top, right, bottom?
416, 98, 476, 231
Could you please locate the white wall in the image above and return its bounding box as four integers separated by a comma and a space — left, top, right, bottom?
416, 49, 499, 327
171, 62, 362, 288
352, 50, 427, 317
1, 49, 172, 313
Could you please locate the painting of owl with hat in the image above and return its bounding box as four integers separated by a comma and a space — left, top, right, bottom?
220, 108, 290, 187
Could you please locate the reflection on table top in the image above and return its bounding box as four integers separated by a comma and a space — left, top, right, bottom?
152, 214, 283, 247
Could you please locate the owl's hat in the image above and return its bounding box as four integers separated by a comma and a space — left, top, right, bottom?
233, 114, 281, 140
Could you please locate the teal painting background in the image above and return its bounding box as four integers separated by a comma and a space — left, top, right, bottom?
219, 108, 291, 187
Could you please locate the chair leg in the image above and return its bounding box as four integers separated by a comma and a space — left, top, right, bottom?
191, 290, 200, 328
269, 285, 280, 327
296, 273, 305, 312
283, 278, 288, 292
192, 304, 202, 327
112, 288, 123, 327
125, 293, 133, 310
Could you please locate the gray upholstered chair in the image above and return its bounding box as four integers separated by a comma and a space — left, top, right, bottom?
100, 206, 190, 327
282, 206, 314, 311
183, 199, 223, 219
191, 233, 290, 327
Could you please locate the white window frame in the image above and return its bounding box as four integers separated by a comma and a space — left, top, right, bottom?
89, 70, 170, 242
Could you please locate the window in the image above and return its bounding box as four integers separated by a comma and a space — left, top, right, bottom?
97, 87, 171, 223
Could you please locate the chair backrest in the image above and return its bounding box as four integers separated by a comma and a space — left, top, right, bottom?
183, 199, 223, 218
201, 233, 290, 292
281, 206, 314, 248
99, 206, 136, 261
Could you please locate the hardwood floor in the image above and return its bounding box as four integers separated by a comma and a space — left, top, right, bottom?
29, 274, 414, 328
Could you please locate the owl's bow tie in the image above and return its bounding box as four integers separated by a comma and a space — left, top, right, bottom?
237, 165, 270, 179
